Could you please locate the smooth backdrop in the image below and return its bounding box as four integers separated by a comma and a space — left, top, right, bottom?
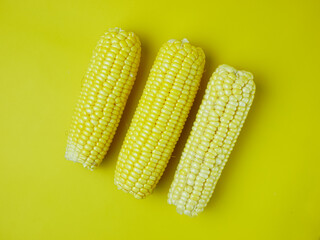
1, 0, 319, 239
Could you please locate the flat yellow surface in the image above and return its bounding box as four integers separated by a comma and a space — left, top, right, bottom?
1, 0, 319, 239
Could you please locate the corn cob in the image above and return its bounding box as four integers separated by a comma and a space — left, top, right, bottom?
168, 64, 255, 216
65, 28, 141, 170
114, 39, 205, 199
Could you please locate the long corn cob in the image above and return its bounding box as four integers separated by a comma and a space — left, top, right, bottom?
168, 64, 255, 216
114, 39, 205, 199
65, 28, 141, 170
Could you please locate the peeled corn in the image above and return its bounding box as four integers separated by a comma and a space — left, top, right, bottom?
168, 64, 255, 216
65, 28, 141, 170
114, 39, 205, 199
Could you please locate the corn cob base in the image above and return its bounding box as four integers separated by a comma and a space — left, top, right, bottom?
168, 64, 255, 216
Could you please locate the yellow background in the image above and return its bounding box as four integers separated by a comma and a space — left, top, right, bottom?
1, 0, 319, 239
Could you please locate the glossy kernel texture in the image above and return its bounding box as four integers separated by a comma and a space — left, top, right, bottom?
114, 39, 205, 199
168, 64, 255, 216
65, 28, 141, 170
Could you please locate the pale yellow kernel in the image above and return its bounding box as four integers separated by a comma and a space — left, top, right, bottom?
138, 178, 147, 185
135, 182, 143, 188
128, 176, 137, 183
133, 168, 142, 174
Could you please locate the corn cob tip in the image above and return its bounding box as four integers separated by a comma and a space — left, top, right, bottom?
114, 179, 146, 199
218, 64, 236, 73
167, 39, 176, 43
168, 38, 191, 46
218, 64, 254, 81
65, 149, 95, 170
167, 38, 189, 43
65, 151, 77, 163
166, 39, 205, 59
108, 27, 124, 33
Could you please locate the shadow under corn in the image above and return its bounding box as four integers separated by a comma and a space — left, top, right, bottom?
204, 70, 267, 212
99, 32, 153, 170
155, 52, 216, 193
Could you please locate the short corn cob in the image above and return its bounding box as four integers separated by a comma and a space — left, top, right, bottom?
65, 28, 141, 170
168, 64, 255, 216
114, 39, 205, 199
